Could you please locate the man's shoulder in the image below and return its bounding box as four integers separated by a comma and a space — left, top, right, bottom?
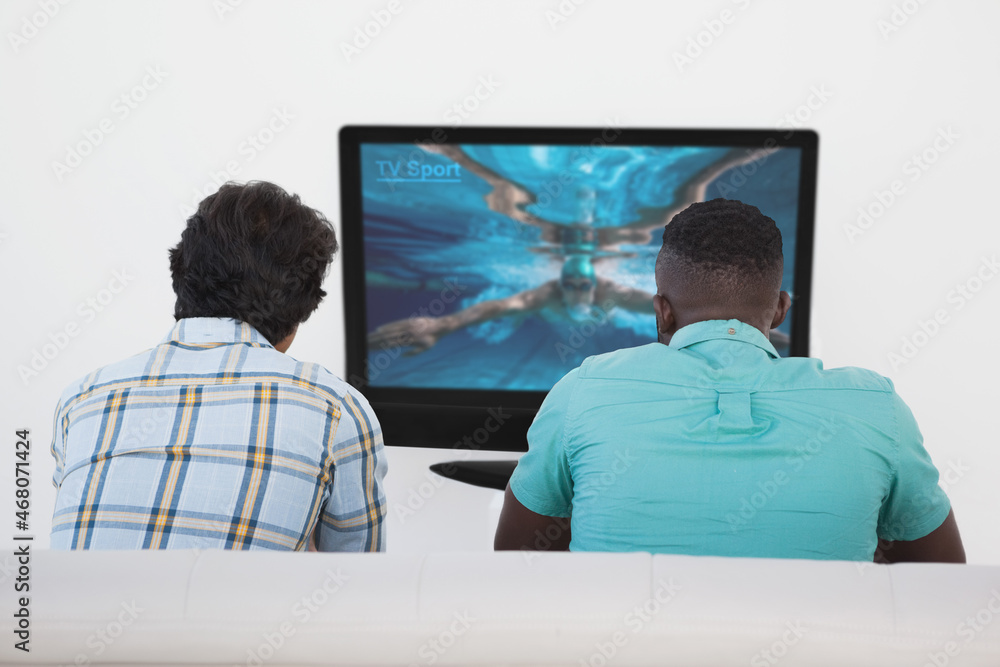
56, 344, 375, 417
301, 362, 376, 412
575, 343, 667, 380
244, 352, 378, 418
57, 347, 159, 408
773, 357, 895, 394
299, 364, 382, 439
573, 343, 895, 394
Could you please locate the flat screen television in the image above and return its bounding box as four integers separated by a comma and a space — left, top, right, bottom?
340, 125, 817, 456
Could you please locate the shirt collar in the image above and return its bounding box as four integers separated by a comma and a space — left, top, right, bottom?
160, 317, 274, 349
668, 319, 780, 359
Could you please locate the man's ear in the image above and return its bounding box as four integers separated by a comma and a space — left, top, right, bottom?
653, 294, 675, 344
770, 291, 792, 329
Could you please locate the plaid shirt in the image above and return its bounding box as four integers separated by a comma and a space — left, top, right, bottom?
50, 318, 386, 552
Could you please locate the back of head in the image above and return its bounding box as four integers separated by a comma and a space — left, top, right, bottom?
168, 181, 338, 346
656, 198, 783, 315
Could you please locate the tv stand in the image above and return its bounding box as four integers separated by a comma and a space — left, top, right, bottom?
429, 459, 517, 491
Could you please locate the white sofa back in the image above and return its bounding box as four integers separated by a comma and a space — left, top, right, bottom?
3, 549, 1000, 666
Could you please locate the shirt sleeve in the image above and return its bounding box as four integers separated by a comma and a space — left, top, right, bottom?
50, 395, 66, 489
316, 393, 387, 552
876, 389, 951, 542
508, 368, 579, 518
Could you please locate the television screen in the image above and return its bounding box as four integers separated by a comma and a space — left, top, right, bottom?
340, 126, 817, 450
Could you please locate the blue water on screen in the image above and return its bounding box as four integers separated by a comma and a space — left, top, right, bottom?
359, 143, 801, 391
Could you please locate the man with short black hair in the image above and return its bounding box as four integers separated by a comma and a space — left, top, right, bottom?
495, 198, 965, 563
51, 181, 386, 551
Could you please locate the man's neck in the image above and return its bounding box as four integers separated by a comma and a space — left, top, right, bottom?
661, 315, 770, 345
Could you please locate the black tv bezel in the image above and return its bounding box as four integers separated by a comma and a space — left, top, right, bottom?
340, 125, 818, 451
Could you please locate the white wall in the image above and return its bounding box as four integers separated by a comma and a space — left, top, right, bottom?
2, 0, 996, 563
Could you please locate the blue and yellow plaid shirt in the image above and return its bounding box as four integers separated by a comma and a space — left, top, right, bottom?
50, 318, 386, 552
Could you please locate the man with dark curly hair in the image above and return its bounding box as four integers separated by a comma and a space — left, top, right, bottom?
496, 198, 965, 563
50, 181, 386, 552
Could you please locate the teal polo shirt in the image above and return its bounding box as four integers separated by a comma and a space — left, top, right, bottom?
509, 319, 950, 561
